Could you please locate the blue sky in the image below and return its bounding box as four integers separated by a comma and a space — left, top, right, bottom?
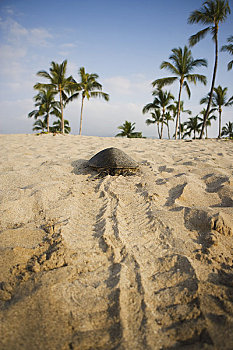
0, 0, 232, 137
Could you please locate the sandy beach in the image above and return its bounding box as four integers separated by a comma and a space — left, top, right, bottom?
0, 134, 233, 350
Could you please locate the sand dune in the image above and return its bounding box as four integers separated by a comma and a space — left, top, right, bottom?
0, 134, 233, 350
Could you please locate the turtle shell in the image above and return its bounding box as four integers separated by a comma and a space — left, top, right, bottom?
88, 147, 138, 170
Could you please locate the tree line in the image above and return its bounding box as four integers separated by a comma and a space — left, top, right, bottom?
140, 0, 233, 140
29, 0, 232, 139
28, 61, 109, 134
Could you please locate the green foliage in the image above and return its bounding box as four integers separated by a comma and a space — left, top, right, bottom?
188, 0, 231, 45
183, 116, 202, 139
200, 85, 233, 138
32, 119, 47, 132
116, 121, 142, 138
28, 87, 60, 132
197, 108, 216, 138
152, 46, 207, 92
34, 60, 75, 133
221, 122, 233, 137
50, 118, 71, 134
221, 35, 233, 70
143, 89, 174, 139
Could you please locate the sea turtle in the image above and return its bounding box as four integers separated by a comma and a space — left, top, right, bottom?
88, 147, 139, 176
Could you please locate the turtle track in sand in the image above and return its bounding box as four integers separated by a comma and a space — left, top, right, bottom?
93, 175, 213, 350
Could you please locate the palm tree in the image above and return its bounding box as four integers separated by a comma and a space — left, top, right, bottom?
142, 89, 174, 139
221, 35, 233, 70
173, 123, 186, 139
32, 119, 47, 133
116, 121, 142, 138
200, 85, 233, 138
145, 110, 162, 139
67, 67, 109, 135
152, 46, 207, 139
51, 118, 71, 134
34, 60, 75, 133
28, 88, 59, 132
184, 116, 202, 139
221, 121, 233, 138
197, 108, 216, 138
188, 0, 231, 139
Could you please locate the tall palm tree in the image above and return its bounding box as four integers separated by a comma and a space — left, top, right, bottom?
67, 67, 109, 135
143, 89, 174, 139
221, 121, 233, 138
200, 85, 233, 138
188, 0, 231, 139
221, 35, 233, 70
32, 119, 47, 133
197, 108, 216, 138
152, 46, 207, 139
116, 121, 142, 138
28, 88, 59, 132
34, 60, 75, 133
184, 116, 202, 139
145, 110, 162, 139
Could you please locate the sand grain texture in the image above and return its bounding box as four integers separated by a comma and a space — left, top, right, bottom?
0, 134, 233, 350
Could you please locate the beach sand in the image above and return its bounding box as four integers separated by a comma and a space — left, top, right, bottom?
0, 134, 233, 350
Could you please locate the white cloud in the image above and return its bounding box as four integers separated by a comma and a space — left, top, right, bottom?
0, 17, 53, 98
0, 44, 26, 60
0, 18, 53, 47
60, 43, 77, 48
0, 98, 34, 133
104, 75, 151, 97
104, 76, 131, 95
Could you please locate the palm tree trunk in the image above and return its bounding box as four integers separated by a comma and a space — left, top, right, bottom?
175, 80, 183, 140
167, 122, 170, 139
206, 125, 208, 139
47, 113, 49, 133
157, 123, 161, 139
218, 108, 222, 138
200, 24, 218, 139
160, 108, 165, 139
79, 95, 84, 135
59, 85, 64, 134
160, 123, 163, 139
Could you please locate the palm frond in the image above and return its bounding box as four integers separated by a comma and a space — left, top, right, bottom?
227, 60, 233, 70
186, 73, 207, 85
90, 91, 109, 101
66, 92, 80, 104
34, 83, 55, 91
226, 95, 233, 106
200, 95, 209, 104
183, 81, 191, 99
189, 27, 211, 46
188, 10, 213, 25
36, 70, 52, 80
152, 77, 177, 88
191, 58, 208, 68
160, 61, 179, 75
